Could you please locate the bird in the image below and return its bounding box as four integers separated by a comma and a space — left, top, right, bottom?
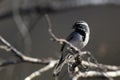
53, 21, 90, 76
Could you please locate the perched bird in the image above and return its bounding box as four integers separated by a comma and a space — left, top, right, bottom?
54, 21, 90, 76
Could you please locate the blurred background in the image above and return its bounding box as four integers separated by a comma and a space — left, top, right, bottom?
0, 0, 120, 80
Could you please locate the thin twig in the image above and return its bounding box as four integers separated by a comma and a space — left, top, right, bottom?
44, 14, 120, 80
72, 70, 120, 80
0, 13, 120, 80
0, 36, 54, 66
25, 60, 57, 80
45, 14, 80, 53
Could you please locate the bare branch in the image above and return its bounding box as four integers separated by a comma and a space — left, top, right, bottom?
45, 14, 80, 53
12, 0, 32, 55
1, 32, 120, 79
0, 8, 120, 79
0, 30, 57, 80
0, 36, 54, 66
82, 60, 120, 71
25, 60, 57, 80
72, 70, 120, 80
44, 14, 120, 80
0, 45, 11, 51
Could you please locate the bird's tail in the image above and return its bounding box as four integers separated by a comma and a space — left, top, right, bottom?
53, 52, 69, 76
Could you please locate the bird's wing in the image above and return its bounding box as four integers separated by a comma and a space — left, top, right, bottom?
55, 32, 76, 76
60, 32, 75, 52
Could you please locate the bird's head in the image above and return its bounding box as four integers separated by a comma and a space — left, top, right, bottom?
72, 21, 90, 34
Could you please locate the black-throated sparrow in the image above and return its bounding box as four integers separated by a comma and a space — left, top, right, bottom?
54, 21, 90, 76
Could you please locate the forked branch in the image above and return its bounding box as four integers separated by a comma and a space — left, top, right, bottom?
0, 14, 120, 80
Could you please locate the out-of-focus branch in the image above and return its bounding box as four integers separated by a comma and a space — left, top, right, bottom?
0, 0, 120, 20
0, 34, 120, 80
0, 35, 57, 80
45, 14, 120, 80
0, 12, 120, 80
0, 36, 55, 66
12, 0, 32, 56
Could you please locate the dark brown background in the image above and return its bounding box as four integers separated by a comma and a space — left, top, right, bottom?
0, 0, 120, 80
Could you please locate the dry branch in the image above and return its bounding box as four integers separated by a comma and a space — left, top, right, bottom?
72, 70, 120, 80
0, 13, 120, 80
45, 14, 120, 80
0, 36, 55, 66
25, 60, 57, 80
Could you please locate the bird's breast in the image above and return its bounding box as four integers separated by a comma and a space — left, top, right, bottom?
70, 33, 89, 49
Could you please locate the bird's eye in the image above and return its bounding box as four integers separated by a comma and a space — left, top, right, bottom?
78, 24, 83, 28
